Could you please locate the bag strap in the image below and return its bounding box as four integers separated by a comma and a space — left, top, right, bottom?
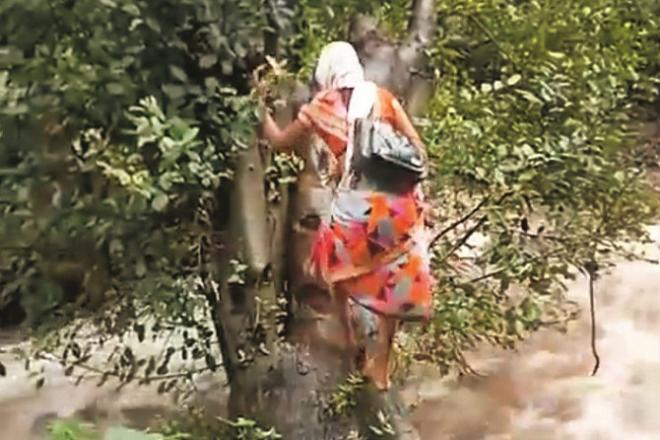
337, 82, 378, 190
337, 121, 357, 190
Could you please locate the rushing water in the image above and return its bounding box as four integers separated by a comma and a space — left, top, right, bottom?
0, 327, 227, 439
1, 226, 659, 439
407, 225, 660, 440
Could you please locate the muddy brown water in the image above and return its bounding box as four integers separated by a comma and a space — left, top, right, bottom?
406, 226, 660, 440
1, 226, 659, 439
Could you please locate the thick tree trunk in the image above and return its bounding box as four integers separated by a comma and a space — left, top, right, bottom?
351, 0, 437, 116
209, 133, 419, 438
209, 3, 436, 438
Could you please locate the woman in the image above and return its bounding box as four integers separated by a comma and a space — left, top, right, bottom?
261, 41, 432, 390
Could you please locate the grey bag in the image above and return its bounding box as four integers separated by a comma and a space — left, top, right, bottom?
350, 118, 427, 193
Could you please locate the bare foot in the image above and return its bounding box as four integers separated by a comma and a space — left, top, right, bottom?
334, 291, 357, 356
362, 357, 391, 391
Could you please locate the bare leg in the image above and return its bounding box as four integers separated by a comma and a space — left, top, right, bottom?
363, 316, 397, 390
333, 285, 357, 354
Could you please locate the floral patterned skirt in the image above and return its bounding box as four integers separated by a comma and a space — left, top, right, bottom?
308, 188, 433, 320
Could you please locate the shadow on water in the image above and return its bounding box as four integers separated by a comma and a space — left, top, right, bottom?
1, 226, 659, 439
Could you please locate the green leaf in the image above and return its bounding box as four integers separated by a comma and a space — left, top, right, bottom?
1, 104, 28, 115
151, 193, 169, 212
0, 46, 24, 66
547, 51, 566, 59
506, 74, 522, 86
49, 420, 100, 440
106, 83, 124, 95
221, 59, 234, 75
105, 426, 162, 440
234, 42, 247, 59
121, 4, 141, 16
516, 89, 544, 105
204, 77, 219, 91
199, 54, 218, 69
169, 65, 188, 82
162, 84, 186, 100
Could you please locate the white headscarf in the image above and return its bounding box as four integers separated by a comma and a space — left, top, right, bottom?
313, 41, 377, 122
314, 41, 364, 90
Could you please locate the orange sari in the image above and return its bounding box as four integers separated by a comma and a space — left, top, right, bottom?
301, 87, 433, 320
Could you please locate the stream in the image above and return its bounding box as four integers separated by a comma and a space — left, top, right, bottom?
1, 225, 659, 440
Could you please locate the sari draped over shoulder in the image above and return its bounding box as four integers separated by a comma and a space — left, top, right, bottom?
300, 87, 433, 320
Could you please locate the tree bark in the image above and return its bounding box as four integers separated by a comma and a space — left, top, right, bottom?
350, 0, 437, 116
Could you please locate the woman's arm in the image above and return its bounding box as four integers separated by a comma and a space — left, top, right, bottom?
391, 98, 425, 153
262, 111, 309, 153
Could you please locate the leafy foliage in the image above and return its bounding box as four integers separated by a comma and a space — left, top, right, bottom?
0, 0, 263, 326
326, 373, 366, 418
281, 0, 658, 375
404, 0, 660, 372
0, 0, 266, 381
158, 408, 283, 440
48, 419, 99, 440
47, 418, 234, 440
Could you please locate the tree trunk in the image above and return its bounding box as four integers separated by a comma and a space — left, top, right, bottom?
209, 103, 421, 440
209, 3, 436, 437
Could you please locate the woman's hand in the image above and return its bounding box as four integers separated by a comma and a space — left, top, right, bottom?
261, 111, 308, 153
251, 64, 268, 98
251, 71, 274, 137
251, 62, 309, 152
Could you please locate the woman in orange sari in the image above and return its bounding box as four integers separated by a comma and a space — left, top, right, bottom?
261, 41, 432, 390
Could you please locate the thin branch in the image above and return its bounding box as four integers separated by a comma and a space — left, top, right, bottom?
450, 333, 484, 377
36, 352, 219, 383
438, 216, 487, 263
263, 0, 282, 57
520, 232, 564, 241
428, 196, 490, 248
399, 0, 437, 69
0, 168, 30, 177
46, 0, 65, 36
466, 244, 570, 284
586, 264, 600, 376
406, 0, 437, 47
429, 191, 514, 252
467, 267, 507, 284
0, 246, 34, 252
468, 14, 517, 68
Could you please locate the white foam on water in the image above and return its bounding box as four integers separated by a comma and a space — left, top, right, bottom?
411, 225, 660, 440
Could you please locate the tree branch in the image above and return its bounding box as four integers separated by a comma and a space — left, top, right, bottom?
399, 0, 437, 68
405, 0, 437, 50
465, 244, 571, 286
35, 352, 219, 384
429, 191, 513, 250
428, 197, 490, 249
438, 216, 487, 263
586, 262, 600, 376
467, 14, 516, 68
263, 0, 281, 57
